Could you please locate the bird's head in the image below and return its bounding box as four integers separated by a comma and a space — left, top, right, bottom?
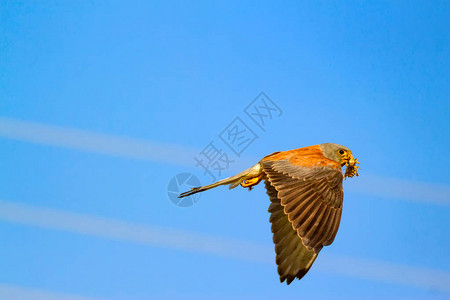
320, 143, 360, 179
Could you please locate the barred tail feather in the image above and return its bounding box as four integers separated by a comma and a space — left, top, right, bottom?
178, 163, 262, 198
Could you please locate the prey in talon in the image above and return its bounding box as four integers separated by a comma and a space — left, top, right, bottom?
179, 143, 360, 284
341, 149, 360, 179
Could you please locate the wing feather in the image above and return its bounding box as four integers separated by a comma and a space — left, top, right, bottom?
307, 205, 333, 248
262, 159, 344, 252
266, 181, 318, 284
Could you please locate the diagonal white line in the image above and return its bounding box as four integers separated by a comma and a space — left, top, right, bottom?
0, 117, 198, 167
0, 200, 448, 293
317, 255, 450, 293
346, 174, 450, 207
0, 200, 272, 263
0, 283, 107, 300
0, 117, 449, 206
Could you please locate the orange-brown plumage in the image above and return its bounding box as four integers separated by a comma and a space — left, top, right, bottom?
262, 145, 342, 170
179, 143, 359, 285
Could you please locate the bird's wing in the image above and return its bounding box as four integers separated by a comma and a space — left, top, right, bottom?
262, 159, 344, 252
266, 180, 318, 284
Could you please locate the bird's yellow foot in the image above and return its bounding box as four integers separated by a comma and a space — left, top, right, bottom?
241, 173, 265, 190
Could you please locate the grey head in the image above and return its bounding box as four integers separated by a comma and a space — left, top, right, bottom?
319, 143, 352, 166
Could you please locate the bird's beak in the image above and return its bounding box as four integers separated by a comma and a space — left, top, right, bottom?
343, 152, 360, 179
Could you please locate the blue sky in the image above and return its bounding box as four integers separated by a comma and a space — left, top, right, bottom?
0, 1, 449, 299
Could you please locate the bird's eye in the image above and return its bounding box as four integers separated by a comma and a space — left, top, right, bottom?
339, 150, 345, 155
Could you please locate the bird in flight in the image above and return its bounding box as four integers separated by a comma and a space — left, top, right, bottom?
179, 143, 360, 284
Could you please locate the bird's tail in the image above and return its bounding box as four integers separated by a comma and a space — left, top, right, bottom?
178, 163, 263, 198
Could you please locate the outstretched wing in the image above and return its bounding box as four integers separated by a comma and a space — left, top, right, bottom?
266, 181, 318, 284
262, 159, 344, 253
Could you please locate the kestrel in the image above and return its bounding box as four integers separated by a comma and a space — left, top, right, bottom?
179, 143, 360, 284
